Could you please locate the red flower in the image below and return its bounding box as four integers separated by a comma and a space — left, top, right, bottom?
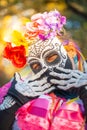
3, 43, 26, 68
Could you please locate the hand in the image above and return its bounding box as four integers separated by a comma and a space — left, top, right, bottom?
48, 66, 87, 90
48, 66, 87, 122
0, 67, 55, 109
8, 67, 55, 99
0, 95, 16, 110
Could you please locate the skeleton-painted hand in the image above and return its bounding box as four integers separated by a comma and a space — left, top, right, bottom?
0, 68, 55, 110
14, 69, 55, 97
48, 66, 87, 90
8, 67, 55, 100
48, 66, 87, 121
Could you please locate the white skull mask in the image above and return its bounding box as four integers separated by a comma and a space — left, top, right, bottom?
28, 37, 73, 74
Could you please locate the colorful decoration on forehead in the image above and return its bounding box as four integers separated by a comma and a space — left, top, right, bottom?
25, 10, 66, 41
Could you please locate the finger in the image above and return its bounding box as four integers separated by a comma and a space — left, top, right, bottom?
29, 82, 50, 92
28, 67, 48, 82
28, 86, 56, 97
57, 80, 87, 90
50, 79, 68, 86
42, 86, 55, 94
15, 72, 21, 82
41, 83, 51, 91
28, 77, 48, 89
49, 70, 80, 80
27, 86, 55, 97
72, 70, 83, 75
49, 71, 71, 79
71, 71, 83, 79
57, 85, 70, 90
57, 81, 81, 90
54, 66, 71, 74
39, 77, 48, 86
68, 78, 78, 84
30, 83, 55, 95
50, 77, 77, 85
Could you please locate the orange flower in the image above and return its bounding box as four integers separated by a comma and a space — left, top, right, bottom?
3, 43, 26, 68
25, 30, 44, 40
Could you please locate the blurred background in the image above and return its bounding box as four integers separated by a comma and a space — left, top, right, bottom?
0, 0, 87, 86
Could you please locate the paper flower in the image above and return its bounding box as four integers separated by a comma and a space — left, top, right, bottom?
25, 10, 66, 40
12, 30, 28, 47
3, 10, 67, 68
3, 43, 26, 68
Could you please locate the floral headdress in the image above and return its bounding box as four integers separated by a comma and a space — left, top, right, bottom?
3, 10, 66, 68
5, 10, 84, 69
25, 10, 66, 41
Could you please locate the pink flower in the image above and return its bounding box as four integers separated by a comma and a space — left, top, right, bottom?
25, 10, 66, 40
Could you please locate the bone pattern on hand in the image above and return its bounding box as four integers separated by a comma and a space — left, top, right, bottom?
15, 68, 55, 97
49, 66, 87, 90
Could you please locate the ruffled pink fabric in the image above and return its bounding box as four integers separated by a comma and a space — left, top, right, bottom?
16, 98, 51, 130
0, 82, 11, 104
15, 94, 85, 130
50, 102, 85, 130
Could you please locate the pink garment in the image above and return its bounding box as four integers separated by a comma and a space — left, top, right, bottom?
0, 82, 12, 104
50, 102, 85, 130
15, 94, 85, 130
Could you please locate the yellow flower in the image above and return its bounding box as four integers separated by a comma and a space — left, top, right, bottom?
12, 30, 28, 47
12, 30, 29, 55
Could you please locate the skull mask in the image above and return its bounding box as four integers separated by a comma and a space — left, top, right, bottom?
27, 37, 73, 74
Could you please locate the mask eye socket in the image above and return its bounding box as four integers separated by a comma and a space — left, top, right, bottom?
45, 52, 60, 65
30, 62, 42, 74
32, 63, 40, 70
47, 54, 58, 62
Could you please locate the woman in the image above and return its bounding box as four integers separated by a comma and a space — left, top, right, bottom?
0, 10, 87, 130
